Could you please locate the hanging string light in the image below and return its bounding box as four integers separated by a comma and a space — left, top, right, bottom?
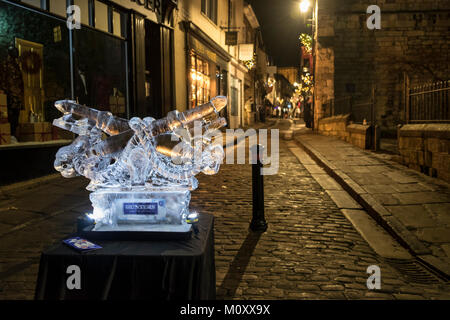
299, 33, 312, 53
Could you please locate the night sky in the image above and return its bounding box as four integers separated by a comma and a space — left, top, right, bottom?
247, 0, 309, 67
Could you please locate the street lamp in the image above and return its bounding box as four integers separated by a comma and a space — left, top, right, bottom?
299, 0, 315, 129
299, 0, 310, 13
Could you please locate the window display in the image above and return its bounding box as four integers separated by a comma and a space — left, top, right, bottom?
0, 1, 71, 144
0, 1, 128, 145
190, 51, 211, 109
73, 28, 128, 117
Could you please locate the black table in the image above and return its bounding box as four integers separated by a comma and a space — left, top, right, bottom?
35, 213, 215, 300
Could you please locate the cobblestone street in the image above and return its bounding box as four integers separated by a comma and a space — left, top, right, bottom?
0, 129, 449, 300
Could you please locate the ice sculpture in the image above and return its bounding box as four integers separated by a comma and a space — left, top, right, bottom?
53, 96, 227, 234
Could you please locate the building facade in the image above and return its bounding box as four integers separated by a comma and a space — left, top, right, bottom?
277, 67, 299, 85
173, 0, 267, 129
0, 0, 177, 183
0, 0, 267, 183
0, 0, 177, 142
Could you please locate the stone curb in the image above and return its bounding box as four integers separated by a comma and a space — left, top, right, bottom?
294, 134, 450, 279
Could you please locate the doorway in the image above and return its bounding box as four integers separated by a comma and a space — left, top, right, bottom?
144, 20, 174, 119
15, 38, 44, 123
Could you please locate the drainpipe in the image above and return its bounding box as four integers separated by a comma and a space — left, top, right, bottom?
253, 30, 257, 122
312, 0, 317, 130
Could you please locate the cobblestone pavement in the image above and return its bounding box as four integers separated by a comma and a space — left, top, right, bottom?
0, 134, 449, 299
0, 178, 91, 299
193, 138, 450, 300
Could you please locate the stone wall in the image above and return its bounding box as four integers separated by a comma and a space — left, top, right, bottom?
317, 114, 373, 150
314, 0, 450, 131
398, 124, 450, 183
317, 114, 349, 140
347, 124, 372, 150
314, 0, 335, 128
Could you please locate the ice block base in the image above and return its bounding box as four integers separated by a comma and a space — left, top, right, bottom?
78, 224, 192, 241
89, 188, 192, 235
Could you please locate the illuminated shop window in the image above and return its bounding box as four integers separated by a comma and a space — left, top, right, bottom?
190, 51, 210, 109
53, 26, 62, 42
95, 0, 108, 33
49, 0, 67, 17
113, 10, 122, 37
74, 0, 90, 26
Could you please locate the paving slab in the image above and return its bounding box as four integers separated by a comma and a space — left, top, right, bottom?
371, 193, 401, 205
310, 174, 343, 191
288, 147, 316, 165
340, 209, 412, 259
325, 191, 362, 209
303, 165, 327, 174
386, 205, 437, 229
391, 183, 435, 193
362, 185, 398, 194
441, 244, 450, 258
392, 192, 449, 205
416, 228, 450, 243
423, 203, 450, 225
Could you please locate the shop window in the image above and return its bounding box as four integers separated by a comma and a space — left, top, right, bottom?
190, 51, 211, 109
50, 0, 67, 17
53, 26, 62, 42
201, 0, 217, 24
112, 10, 122, 37
73, 25, 128, 117
74, 0, 90, 26
0, 1, 71, 144
231, 87, 238, 117
95, 0, 108, 33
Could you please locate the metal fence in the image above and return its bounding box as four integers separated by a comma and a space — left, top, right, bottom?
321, 92, 375, 125
321, 89, 378, 150
406, 80, 450, 123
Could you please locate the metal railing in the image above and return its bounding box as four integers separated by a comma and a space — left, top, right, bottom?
406, 80, 450, 123
321, 92, 375, 125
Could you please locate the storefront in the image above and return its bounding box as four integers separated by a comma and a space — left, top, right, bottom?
0, 0, 176, 184
184, 21, 229, 120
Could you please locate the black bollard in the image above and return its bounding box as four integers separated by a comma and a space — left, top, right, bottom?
250, 144, 268, 232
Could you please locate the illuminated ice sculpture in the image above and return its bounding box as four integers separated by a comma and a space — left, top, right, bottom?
53, 96, 227, 234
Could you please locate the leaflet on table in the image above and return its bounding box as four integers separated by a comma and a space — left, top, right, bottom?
63, 237, 102, 252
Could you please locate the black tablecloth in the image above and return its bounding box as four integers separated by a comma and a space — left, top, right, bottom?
35, 213, 215, 300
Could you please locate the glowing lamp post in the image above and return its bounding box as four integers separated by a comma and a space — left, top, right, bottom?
299, 0, 310, 13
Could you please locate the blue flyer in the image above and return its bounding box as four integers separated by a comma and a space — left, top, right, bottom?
63, 237, 102, 252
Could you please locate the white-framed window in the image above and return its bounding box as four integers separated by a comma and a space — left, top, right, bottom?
74, 0, 90, 26
49, 0, 67, 17
95, 0, 108, 33
201, 0, 217, 24
112, 10, 122, 37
